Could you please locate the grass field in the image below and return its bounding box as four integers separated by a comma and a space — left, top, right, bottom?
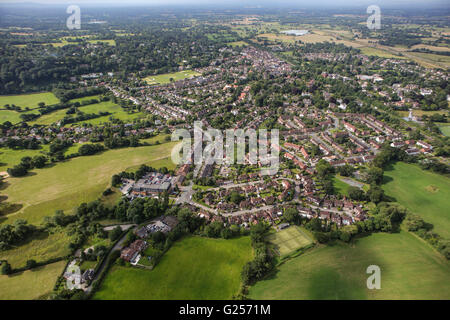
267, 226, 313, 256
0, 231, 72, 269
0, 92, 59, 109
143, 70, 201, 85
0, 145, 49, 171
93, 236, 253, 300
360, 47, 405, 59
1, 141, 177, 225
28, 98, 144, 126
0, 260, 66, 300
382, 162, 450, 238
437, 123, 450, 137
249, 231, 450, 300
333, 175, 369, 196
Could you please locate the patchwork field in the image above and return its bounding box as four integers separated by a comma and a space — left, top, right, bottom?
1, 141, 177, 225
93, 236, 253, 300
267, 226, 313, 256
249, 232, 450, 300
143, 70, 201, 85
382, 162, 450, 238
0, 260, 66, 300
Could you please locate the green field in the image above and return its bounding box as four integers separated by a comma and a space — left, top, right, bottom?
94, 236, 253, 300
438, 123, 450, 137
267, 226, 313, 256
1, 141, 177, 225
0, 145, 50, 172
0, 92, 59, 109
249, 231, 450, 300
143, 70, 201, 85
333, 175, 369, 196
0, 260, 66, 300
0, 231, 72, 269
29, 98, 144, 126
382, 162, 450, 238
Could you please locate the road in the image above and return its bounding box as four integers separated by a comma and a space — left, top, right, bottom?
85, 225, 137, 294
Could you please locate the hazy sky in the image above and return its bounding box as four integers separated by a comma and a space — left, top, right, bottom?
0, 0, 448, 8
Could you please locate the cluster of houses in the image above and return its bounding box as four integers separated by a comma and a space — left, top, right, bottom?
120, 240, 147, 265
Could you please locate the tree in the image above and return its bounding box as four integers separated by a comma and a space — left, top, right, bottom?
26, 259, 37, 269
366, 167, 384, 185
347, 186, 365, 201
367, 186, 384, 203
109, 226, 123, 241
1, 261, 11, 275
283, 208, 299, 224
316, 159, 334, 179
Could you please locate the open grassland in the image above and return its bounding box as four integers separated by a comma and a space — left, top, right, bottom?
1, 141, 177, 225
143, 70, 201, 85
382, 162, 450, 238
360, 47, 405, 59
29, 99, 144, 126
0, 260, 66, 300
0, 231, 72, 269
0, 145, 50, 172
0, 109, 40, 124
0, 92, 59, 109
93, 236, 253, 300
249, 232, 450, 300
267, 226, 313, 256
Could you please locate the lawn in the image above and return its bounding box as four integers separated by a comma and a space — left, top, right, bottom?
249, 231, 450, 300
382, 162, 450, 238
1, 141, 178, 225
0, 92, 59, 109
93, 236, 253, 300
143, 70, 201, 85
0, 231, 72, 269
267, 226, 313, 256
0, 260, 66, 300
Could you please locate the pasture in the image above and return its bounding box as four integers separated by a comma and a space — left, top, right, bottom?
93, 236, 253, 300
1, 141, 177, 225
0, 145, 50, 172
0, 260, 66, 300
382, 162, 450, 238
267, 226, 313, 256
143, 70, 201, 85
249, 231, 450, 300
29, 99, 144, 126
0, 92, 59, 109
0, 231, 72, 269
